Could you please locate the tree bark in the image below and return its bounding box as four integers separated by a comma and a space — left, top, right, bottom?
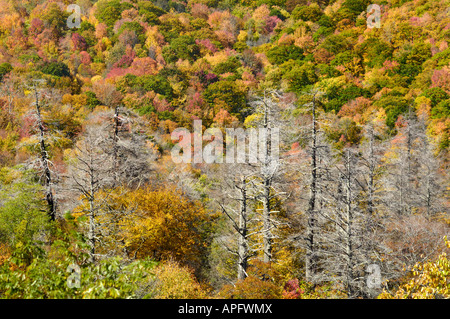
33, 84, 56, 221
305, 92, 318, 283
237, 177, 249, 280
261, 91, 273, 264
344, 150, 354, 297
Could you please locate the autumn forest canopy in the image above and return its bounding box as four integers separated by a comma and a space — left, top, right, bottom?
0, 0, 449, 299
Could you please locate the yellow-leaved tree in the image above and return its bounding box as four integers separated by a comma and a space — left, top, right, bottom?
144, 260, 210, 299
116, 185, 214, 269
378, 236, 450, 299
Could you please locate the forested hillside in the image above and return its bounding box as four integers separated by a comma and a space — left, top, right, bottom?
0, 0, 449, 299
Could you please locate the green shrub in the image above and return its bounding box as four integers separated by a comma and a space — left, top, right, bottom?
266, 44, 304, 65
431, 99, 450, 119
0, 63, 13, 81
420, 87, 449, 107
291, 4, 323, 22
373, 95, 410, 128
40, 62, 71, 77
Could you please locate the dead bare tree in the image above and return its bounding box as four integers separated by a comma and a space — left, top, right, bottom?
359, 120, 387, 217
373, 112, 450, 288
316, 148, 377, 298
100, 107, 157, 189
377, 213, 449, 291
288, 88, 329, 284
382, 110, 423, 215
303, 89, 323, 283
63, 108, 156, 262
415, 133, 448, 217
247, 89, 292, 264
217, 171, 258, 281
381, 110, 448, 217
203, 160, 257, 285
65, 126, 113, 263
26, 79, 58, 221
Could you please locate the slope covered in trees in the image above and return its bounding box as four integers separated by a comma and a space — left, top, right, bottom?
0, 0, 449, 299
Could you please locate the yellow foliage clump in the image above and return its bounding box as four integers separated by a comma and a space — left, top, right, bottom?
204, 50, 232, 67
147, 260, 209, 299
117, 185, 213, 267
252, 4, 270, 21
378, 236, 450, 299
237, 30, 248, 43
90, 75, 103, 84
62, 94, 88, 110
145, 25, 166, 51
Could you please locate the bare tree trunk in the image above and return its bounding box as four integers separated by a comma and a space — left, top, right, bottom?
403, 111, 413, 215
88, 194, 96, 263
66, 129, 107, 263
219, 172, 255, 282
237, 177, 249, 280
261, 91, 273, 264
344, 150, 354, 297
262, 175, 272, 264
305, 92, 318, 283
425, 167, 432, 215
367, 126, 375, 217
112, 105, 120, 186
88, 150, 97, 263
317, 147, 373, 298
33, 84, 56, 221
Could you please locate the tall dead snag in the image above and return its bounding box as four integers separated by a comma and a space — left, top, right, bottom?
66, 127, 112, 263
103, 106, 155, 189
207, 158, 259, 283
375, 112, 449, 286
112, 104, 121, 186
340, 150, 358, 297
260, 91, 276, 263
318, 149, 373, 298
236, 177, 250, 281
64, 109, 156, 262
382, 111, 447, 217
293, 88, 327, 284
248, 89, 291, 264
30, 80, 57, 221
416, 139, 447, 216
358, 118, 388, 256
305, 89, 319, 283
219, 173, 255, 281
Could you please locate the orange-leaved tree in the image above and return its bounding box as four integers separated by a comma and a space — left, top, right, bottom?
217, 260, 283, 299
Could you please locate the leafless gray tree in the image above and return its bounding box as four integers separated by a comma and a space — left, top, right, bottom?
63, 108, 156, 262
288, 88, 330, 284
217, 170, 259, 281
247, 89, 292, 264
22, 79, 61, 221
